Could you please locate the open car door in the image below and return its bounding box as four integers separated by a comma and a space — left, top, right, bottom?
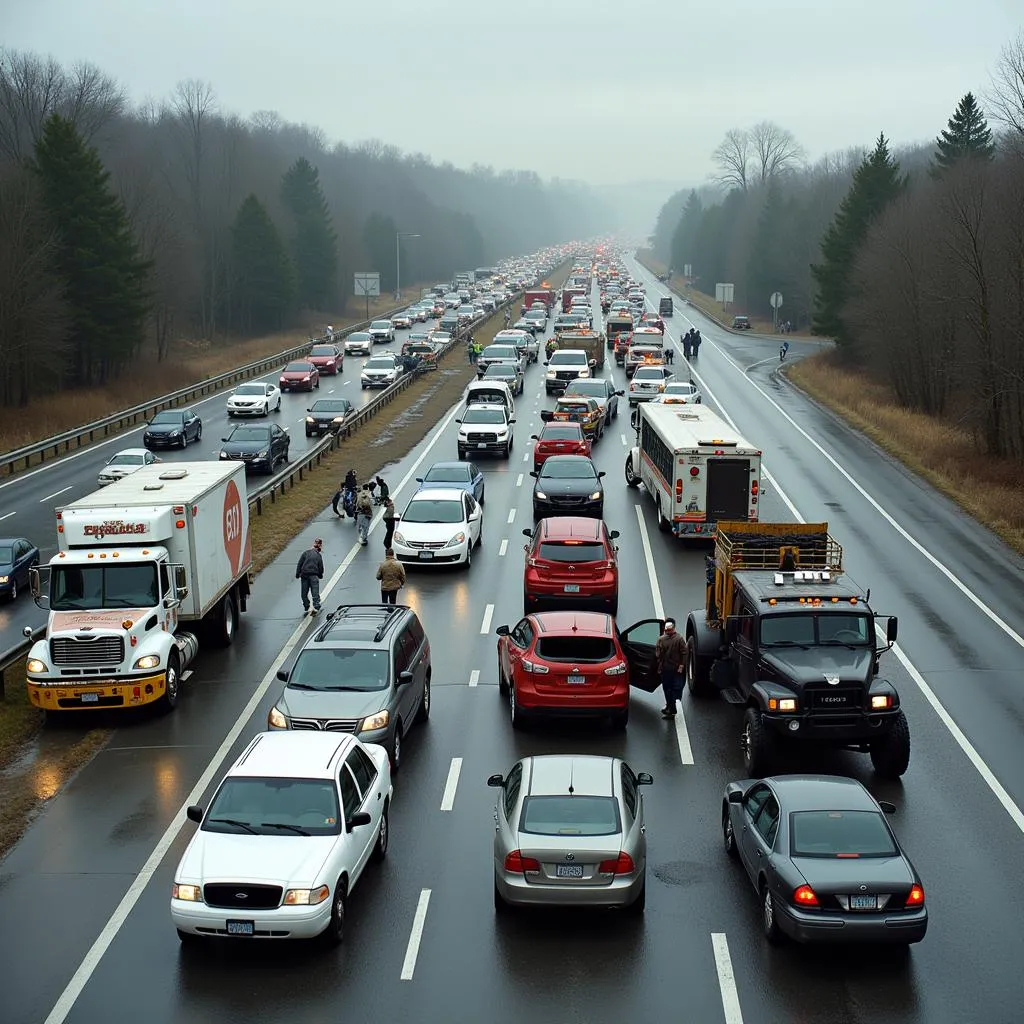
619, 619, 665, 693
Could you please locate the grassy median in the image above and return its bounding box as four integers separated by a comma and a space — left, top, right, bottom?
787, 351, 1024, 555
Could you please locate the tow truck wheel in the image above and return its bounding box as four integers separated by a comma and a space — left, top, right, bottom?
869, 710, 911, 778
159, 650, 181, 713
685, 638, 714, 697
741, 706, 775, 777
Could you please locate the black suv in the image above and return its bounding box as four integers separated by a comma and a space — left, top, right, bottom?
269, 604, 431, 772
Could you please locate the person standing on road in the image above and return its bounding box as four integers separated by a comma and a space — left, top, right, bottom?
691, 330, 702, 359
375, 548, 406, 605
664, 344, 674, 365
355, 486, 373, 545
296, 538, 325, 615
655, 618, 687, 718
467, 337, 476, 364
682, 330, 692, 360
780, 340, 790, 362
382, 497, 397, 548
504, 309, 511, 327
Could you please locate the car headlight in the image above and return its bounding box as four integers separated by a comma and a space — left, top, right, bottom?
169, 430, 180, 437
172, 883, 202, 902
589, 490, 602, 500
219, 451, 228, 458
283, 885, 331, 906
257, 449, 269, 458
446, 532, 467, 548
496, 429, 508, 438
546, 370, 556, 378
360, 709, 390, 732
332, 416, 346, 423
26, 658, 47, 673
268, 706, 288, 729
0, 575, 8, 583
134, 655, 160, 670
305, 417, 315, 423
534, 490, 547, 500
393, 531, 406, 545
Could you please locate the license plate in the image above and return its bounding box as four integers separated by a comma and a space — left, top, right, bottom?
418, 551, 434, 560
79, 692, 99, 703
555, 864, 584, 878
477, 442, 487, 448
567, 674, 586, 685
563, 584, 580, 593
850, 895, 877, 910
226, 920, 254, 936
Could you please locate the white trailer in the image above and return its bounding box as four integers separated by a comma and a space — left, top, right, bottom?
625, 403, 762, 538
25, 462, 252, 714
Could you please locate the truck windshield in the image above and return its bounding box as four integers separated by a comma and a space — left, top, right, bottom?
761, 613, 871, 647
51, 563, 159, 610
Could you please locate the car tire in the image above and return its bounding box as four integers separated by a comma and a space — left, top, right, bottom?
657, 499, 671, 533
275, 399, 281, 411
8, 580, 17, 601
510, 680, 525, 730
723, 807, 739, 859
371, 801, 389, 862
479, 486, 485, 504
464, 542, 472, 569
179, 433, 187, 449
416, 675, 431, 723
761, 881, 784, 944
262, 403, 269, 417
869, 710, 911, 778
741, 706, 775, 777
686, 638, 714, 698
196, 425, 202, 442
159, 650, 181, 713
321, 879, 347, 946
176, 928, 200, 946
389, 722, 402, 774
493, 881, 510, 914
626, 879, 646, 914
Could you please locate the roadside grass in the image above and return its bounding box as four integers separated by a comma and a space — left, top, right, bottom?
787, 351, 1024, 555
0, 659, 42, 768
0, 286, 430, 456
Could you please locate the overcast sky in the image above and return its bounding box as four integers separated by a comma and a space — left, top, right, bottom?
6, 0, 1022, 188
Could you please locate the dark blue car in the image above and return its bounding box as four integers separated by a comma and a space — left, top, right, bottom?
0, 537, 40, 601
415, 461, 485, 503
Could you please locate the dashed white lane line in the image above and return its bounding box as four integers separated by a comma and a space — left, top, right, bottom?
0, 510, 16, 521
400, 889, 432, 980
515, 473, 523, 486
506, 508, 516, 524
40, 486, 71, 503
711, 933, 745, 1024
499, 539, 508, 557
440, 757, 463, 811
635, 503, 694, 766
480, 604, 494, 635
522, 451, 529, 462
620, 433, 628, 446
468, 669, 480, 688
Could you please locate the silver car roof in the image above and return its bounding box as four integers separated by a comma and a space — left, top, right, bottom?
526, 755, 616, 798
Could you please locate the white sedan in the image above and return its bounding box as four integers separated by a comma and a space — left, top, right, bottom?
97, 448, 159, 486
171, 731, 391, 945
227, 381, 282, 417
392, 487, 483, 569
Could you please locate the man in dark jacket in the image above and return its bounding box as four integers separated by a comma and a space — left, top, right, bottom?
296, 538, 325, 615
382, 497, 397, 548
691, 330, 702, 358
655, 618, 687, 717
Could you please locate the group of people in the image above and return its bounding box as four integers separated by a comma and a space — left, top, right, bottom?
681, 328, 703, 359
466, 335, 483, 363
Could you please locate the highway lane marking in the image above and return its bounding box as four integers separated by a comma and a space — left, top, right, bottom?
635, 503, 694, 766
499, 539, 508, 557
440, 757, 462, 811
400, 888, 432, 981
468, 669, 480, 688
39, 387, 466, 1024
0, 510, 15, 521
480, 603, 494, 634
40, 486, 71, 503
711, 933, 745, 1024
515, 473, 523, 487
507, 508, 516, 524
620, 433, 627, 446
522, 451, 529, 462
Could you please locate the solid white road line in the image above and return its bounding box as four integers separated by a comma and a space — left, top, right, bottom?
400, 889, 432, 981
468, 669, 480, 688
506, 508, 516, 524
41, 390, 466, 1024
440, 758, 462, 811
711, 933, 745, 1024
499, 539, 508, 557
480, 604, 494, 635
0, 510, 16, 521
40, 486, 71, 503
515, 473, 523, 487
635, 504, 694, 766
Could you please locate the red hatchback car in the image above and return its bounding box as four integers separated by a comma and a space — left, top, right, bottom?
496, 612, 664, 730
530, 422, 591, 471
522, 517, 619, 613
308, 344, 343, 375
279, 360, 320, 392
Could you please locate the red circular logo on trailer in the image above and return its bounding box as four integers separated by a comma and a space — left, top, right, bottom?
223, 480, 243, 575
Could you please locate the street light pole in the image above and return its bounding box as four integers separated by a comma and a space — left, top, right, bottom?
396, 232, 421, 302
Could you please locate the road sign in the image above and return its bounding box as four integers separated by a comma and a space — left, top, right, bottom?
715, 283, 735, 306
354, 272, 380, 297
683, 264, 692, 278
770, 292, 783, 309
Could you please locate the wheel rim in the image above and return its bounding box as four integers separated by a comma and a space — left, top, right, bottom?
392, 728, 401, 768
686, 644, 694, 682
466, 543, 472, 567
378, 811, 388, 853
763, 889, 774, 932
422, 679, 430, 715
225, 601, 235, 640
334, 890, 346, 938
724, 816, 734, 851
509, 682, 516, 723
197, 427, 202, 440
10, 581, 16, 600
741, 720, 752, 764
166, 664, 178, 702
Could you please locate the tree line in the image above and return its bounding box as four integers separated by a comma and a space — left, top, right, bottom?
653, 32, 1024, 460
0, 50, 611, 408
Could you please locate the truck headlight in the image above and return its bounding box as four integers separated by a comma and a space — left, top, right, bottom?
26, 658, 47, 674
172, 883, 202, 902
360, 710, 390, 732
134, 655, 161, 670
546, 370, 556, 378
268, 706, 288, 729
305, 417, 315, 423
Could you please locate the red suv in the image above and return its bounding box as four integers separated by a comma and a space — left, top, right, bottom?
522, 517, 619, 613
495, 612, 664, 730
530, 422, 591, 471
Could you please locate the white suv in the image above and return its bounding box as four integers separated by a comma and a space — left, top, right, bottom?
361, 355, 403, 389
170, 731, 392, 944
457, 402, 515, 459
368, 320, 395, 344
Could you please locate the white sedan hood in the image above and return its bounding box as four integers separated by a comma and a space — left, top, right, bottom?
398, 520, 465, 545
178, 831, 336, 887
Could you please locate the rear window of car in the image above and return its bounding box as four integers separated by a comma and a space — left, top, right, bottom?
542, 426, 583, 440
539, 543, 605, 562
536, 636, 615, 662
519, 795, 620, 837
790, 810, 898, 858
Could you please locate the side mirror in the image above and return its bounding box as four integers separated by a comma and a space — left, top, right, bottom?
29, 566, 42, 599
221, 437, 229, 443
415, 477, 423, 483
543, 361, 549, 367
530, 434, 539, 440
728, 790, 743, 804
725, 617, 740, 644
276, 668, 289, 682
609, 530, 620, 539
186, 805, 204, 823
598, 471, 606, 478
539, 410, 553, 422
495, 624, 511, 636
455, 419, 462, 425
878, 800, 897, 815
346, 811, 372, 831
487, 774, 504, 788
886, 616, 898, 643
509, 418, 516, 424
529, 471, 538, 478
522, 529, 533, 538
397, 670, 414, 686
307, 408, 312, 413
636, 772, 654, 786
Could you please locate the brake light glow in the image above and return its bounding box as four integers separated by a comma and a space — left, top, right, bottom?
504, 851, 540, 873
598, 852, 635, 874
690, 466, 700, 477
793, 884, 819, 906
751, 480, 759, 495
906, 884, 925, 906
675, 479, 683, 501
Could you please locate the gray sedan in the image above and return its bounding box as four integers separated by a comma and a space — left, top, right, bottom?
723, 774, 927, 945
489, 754, 651, 913
563, 377, 624, 421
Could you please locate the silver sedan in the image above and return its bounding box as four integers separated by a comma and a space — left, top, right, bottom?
489, 754, 651, 913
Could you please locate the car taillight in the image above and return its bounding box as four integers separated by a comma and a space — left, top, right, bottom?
906, 884, 925, 907
604, 663, 626, 675
504, 850, 540, 873
521, 659, 549, 674
598, 852, 635, 874
793, 884, 819, 907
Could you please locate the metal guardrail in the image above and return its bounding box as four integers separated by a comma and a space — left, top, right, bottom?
0, 625, 45, 700
0, 300, 420, 477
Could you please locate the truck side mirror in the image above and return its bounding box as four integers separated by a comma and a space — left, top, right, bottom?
28, 566, 42, 599
886, 616, 898, 643
173, 564, 189, 600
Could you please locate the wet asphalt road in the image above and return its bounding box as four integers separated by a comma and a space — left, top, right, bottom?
1, 268, 1024, 1024
0, 327, 421, 655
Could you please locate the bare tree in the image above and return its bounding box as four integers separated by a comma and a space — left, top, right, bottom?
749, 121, 805, 183
249, 109, 282, 134
58, 61, 125, 143
986, 31, 1024, 136
712, 129, 751, 190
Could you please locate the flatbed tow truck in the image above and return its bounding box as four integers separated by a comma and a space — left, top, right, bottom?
684, 521, 909, 778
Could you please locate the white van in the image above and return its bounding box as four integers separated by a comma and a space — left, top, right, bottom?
465, 379, 515, 419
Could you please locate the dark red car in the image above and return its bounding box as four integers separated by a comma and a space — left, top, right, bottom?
522, 517, 619, 613
308, 344, 343, 375
279, 360, 320, 392
495, 611, 664, 730
530, 422, 591, 472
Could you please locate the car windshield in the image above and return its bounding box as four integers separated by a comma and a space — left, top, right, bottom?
634, 368, 664, 380
235, 384, 267, 396
542, 426, 583, 440
311, 401, 351, 414
107, 453, 145, 466
424, 465, 470, 483
484, 346, 517, 359
519, 795, 620, 837
549, 353, 586, 365
0, 546, 12, 562
665, 384, 696, 395
289, 648, 390, 691
565, 382, 604, 396
227, 427, 270, 442
540, 459, 596, 480
539, 543, 605, 563
284, 362, 312, 373
403, 498, 464, 524
790, 810, 898, 858
485, 366, 515, 378
535, 635, 615, 661
150, 412, 184, 425
462, 408, 506, 424
526, 311, 545, 319
371, 321, 392, 330
203, 777, 341, 836
51, 563, 159, 610
348, 332, 370, 341
310, 345, 336, 356
761, 613, 871, 646
365, 359, 395, 370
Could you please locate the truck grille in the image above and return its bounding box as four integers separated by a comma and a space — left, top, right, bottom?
807, 687, 863, 710
556, 370, 579, 381
203, 884, 282, 909
50, 636, 124, 667
289, 717, 360, 733
467, 432, 497, 443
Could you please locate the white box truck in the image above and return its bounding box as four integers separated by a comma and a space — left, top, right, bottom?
24, 462, 252, 714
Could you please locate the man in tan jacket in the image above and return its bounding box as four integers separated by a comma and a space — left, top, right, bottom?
655, 618, 687, 718
375, 548, 406, 605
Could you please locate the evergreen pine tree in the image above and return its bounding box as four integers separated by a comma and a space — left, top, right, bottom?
231, 194, 294, 333
746, 181, 790, 315
280, 158, 338, 310
32, 114, 152, 387
670, 190, 703, 274
811, 134, 906, 351
932, 93, 995, 176
362, 212, 399, 292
